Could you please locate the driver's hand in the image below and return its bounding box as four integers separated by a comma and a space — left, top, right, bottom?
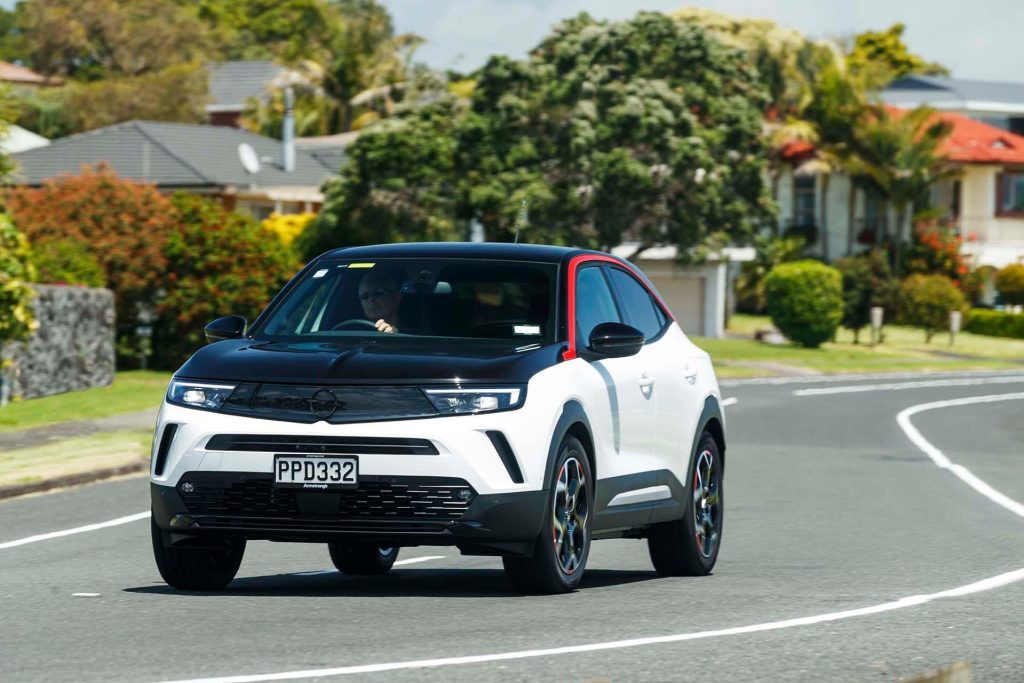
375, 319, 397, 334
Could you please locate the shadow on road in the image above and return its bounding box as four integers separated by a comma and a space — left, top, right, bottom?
123, 567, 663, 598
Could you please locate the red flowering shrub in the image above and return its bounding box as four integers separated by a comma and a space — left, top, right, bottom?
902, 216, 968, 287
6, 165, 173, 348
153, 194, 298, 368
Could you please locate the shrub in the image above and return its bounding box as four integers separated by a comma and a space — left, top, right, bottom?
764, 260, 843, 348
262, 212, 315, 247
734, 235, 807, 314
964, 309, 1024, 339
903, 216, 967, 284
6, 165, 174, 355
32, 239, 105, 287
995, 264, 1024, 306
154, 195, 298, 369
834, 250, 897, 343
963, 265, 996, 306
0, 214, 37, 346
897, 274, 966, 342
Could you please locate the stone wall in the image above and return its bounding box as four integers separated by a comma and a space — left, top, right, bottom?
2, 285, 116, 402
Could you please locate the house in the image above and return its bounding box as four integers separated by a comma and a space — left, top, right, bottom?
0, 124, 48, 154
776, 110, 1024, 270
0, 61, 62, 88
7, 121, 342, 219
206, 60, 286, 128
882, 75, 1024, 135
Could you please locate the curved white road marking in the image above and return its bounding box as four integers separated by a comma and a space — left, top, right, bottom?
0, 511, 149, 550
897, 392, 1024, 518
721, 397, 738, 407
794, 376, 1024, 396
157, 392, 1024, 683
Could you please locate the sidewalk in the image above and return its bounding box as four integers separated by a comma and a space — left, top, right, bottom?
0, 409, 158, 499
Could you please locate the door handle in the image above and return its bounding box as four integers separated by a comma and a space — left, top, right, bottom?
684, 366, 698, 384
638, 373, 655, 389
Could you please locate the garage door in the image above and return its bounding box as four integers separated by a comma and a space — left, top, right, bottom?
649, 275, 705, 336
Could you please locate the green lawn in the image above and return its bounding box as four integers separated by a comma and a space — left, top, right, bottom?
698, 314, 1024, 378
0, 371, 171, 433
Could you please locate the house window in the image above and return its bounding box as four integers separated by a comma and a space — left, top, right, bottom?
996, 172, 1024, 217
792, 175, 816, 226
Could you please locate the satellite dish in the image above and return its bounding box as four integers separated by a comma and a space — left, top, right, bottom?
238, 143, 261, 174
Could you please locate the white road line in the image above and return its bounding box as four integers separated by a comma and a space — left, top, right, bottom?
897, 392, 1024, 518
721, 397, 738, 407
157, 392, 1024, 683
793, 375, 1024, 396
0, 511, 149, 550
72, 593, 101, 597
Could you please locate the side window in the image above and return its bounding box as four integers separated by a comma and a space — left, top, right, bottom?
575, 266, 621, 345
606, 267, 666, 341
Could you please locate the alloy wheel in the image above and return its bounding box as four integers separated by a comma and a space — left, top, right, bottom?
692, 448, 720, 558
552, 455, 589, 575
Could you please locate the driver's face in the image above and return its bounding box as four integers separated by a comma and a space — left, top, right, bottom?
358, 278, 400, 322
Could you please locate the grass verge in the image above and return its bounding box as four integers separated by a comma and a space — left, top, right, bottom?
0, 371, 171, 433
699, 314, 1024, 379
0, 429, 151, 488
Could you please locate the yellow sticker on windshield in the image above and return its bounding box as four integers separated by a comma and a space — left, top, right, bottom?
347, 262, 375, 268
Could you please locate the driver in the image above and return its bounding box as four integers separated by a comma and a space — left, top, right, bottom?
358, 270, 403, 334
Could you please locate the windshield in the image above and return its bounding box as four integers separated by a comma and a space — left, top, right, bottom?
255, 258, 559, 347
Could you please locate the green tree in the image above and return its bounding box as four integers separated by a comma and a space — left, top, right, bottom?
307, 12, 774, 257
847, 23, 948, 86
6, 0, 211, 81
734, 234, 807, 314
0, 214, 37, 348
298, 97, 460, 255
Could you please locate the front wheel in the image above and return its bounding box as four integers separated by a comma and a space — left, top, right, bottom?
503, 436, 593, 594
328, 543, 399, 575
647, 431, 723, 576
151, 514, 245, 590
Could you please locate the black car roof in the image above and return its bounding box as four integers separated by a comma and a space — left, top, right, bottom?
319, 242, 605, 264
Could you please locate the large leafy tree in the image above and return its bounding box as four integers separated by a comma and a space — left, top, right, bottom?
847, 23, 948, 86
306, 12, 774, 259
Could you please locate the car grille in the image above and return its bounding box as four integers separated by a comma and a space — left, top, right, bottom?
204, 434, 438, 456
177, 473, 475, 521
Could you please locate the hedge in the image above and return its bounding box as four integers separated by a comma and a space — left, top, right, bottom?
964, 309, 1024, 340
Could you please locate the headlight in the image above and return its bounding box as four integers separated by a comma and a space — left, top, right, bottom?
423, 387, 525, 415
167, 381, 236, 411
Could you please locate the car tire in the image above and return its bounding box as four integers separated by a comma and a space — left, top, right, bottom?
150, 513, 245, 590
328, 543, 399, 575
647, 431, 723, 576
503, 435, 593, 594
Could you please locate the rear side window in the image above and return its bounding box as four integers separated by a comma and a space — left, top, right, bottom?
575, 266, 621, 345
606, 267, 666, 341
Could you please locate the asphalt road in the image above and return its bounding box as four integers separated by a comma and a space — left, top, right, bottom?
3, 370, 1024, 682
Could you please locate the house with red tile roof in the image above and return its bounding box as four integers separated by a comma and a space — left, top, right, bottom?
0, 61, 61, 87
775, 109, 1024, 270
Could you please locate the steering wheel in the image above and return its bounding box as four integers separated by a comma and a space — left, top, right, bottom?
330, 318, 379, 331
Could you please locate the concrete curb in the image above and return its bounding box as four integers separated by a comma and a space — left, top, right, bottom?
0, 460, 149, 501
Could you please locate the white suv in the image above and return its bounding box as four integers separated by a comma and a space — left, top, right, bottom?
150, 243, 726, 593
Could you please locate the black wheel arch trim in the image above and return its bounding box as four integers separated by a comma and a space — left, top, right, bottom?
544, 400, 594, 491
693, 395, 726, 472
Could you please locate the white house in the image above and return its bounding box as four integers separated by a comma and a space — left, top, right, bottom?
776, 110, 1024, 270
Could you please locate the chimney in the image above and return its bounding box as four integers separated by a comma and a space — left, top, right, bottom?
283, 86, 295, 172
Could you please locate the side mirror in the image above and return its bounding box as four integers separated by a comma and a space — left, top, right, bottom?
586, 322, 645, 359
204, 315, 247, 344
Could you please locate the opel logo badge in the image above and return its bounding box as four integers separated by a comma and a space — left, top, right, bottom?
309, 389, 338, 419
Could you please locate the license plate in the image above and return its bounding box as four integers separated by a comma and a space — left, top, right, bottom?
274, 455, 358, 489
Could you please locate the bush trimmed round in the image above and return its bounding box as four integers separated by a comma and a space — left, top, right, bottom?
764, 260, 843, 348
897, 274, 966, 342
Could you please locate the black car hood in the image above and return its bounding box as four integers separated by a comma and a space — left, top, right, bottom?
175, 339, 563, 385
